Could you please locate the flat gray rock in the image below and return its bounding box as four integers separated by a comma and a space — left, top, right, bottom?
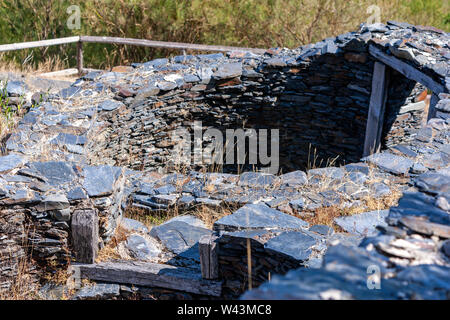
264, 231, 317, 261
98, 99, 124, 111
73, 283, 120, 300
212, 62, 242, 80
149, 221, 212, 261
121, 218, 149, 233
214, 203, 308, 232
163, 215, 206, 228
334, 210, 388, 236
126, 234, 161, 260
6, 80, 27, 97
27, 161, 77, 186
82, 165, 122, 197
414, 171, 450, 195
0, 154, 26, 173
279, 170, 308, 186
238, 172, 277, 188
364, 153, 414, 175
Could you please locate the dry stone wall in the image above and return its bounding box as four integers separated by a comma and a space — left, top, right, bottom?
0, 21, 448, 299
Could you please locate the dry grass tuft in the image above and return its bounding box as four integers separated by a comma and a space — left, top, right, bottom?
96, 225, 129, 263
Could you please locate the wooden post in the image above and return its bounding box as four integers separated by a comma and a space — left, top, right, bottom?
71, 209, 98, 264
76, 41, 83, 76
427, 93, 439, 122
363, 62, 389, 157
199, 234, 219, 280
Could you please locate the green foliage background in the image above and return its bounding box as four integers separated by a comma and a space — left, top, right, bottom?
0, 0, 448, 70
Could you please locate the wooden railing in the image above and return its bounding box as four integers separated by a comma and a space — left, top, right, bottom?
0, 36, 266, 75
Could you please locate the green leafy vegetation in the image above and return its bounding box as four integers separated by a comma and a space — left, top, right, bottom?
0, 0, 448, 70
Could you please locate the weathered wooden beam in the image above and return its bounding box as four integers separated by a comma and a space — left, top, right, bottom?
199, 234, 219, 280
80, 36, 266, 54
71, 209, 98, 264
0, 36, 80, 52
369, 45, 445, 94
73, 260, 223, 297
363, 62, 389, 157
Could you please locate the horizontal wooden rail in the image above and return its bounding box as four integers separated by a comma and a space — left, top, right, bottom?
0, 36, 267, 75
0, 36, 80, 52
79, 36, 266, 54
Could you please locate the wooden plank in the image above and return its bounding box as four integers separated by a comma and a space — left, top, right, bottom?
427, 93, 440, 121
363, 62, 389, 157
73, 260, 223, 297
0, 36, 80, 52
199, 234, 219, 280
71, 209, 98, 264
369, 45, 445, 94
80, 36, 266, 54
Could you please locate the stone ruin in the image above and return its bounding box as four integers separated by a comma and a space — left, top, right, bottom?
0, 21, 449, 300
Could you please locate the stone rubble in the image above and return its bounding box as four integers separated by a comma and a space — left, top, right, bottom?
0, 21, 448, 299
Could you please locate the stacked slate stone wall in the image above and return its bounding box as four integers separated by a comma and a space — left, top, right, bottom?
87, 40, 381, 174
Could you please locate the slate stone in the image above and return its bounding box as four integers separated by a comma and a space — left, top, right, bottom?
73, 283, 120, 300
150, 194, 178, 205
154, 184, 176, 195
212, 63, 242, 80
28, 161, 77, 186
364, 153, 414, 175
308, 167, 345, 180
157, 81, 177, 91
344, 162, 370, 175
36, 193, 69, 212
279, 170, 308, 186
6, 81, 27, 97
197, 53, 223, 61
238, 172, 277, 188
309, 224, 334, 236
149, 221, 212, 260
414, 171, 450, 195
264, 57, 287, 67
214, 203, 308, 232
395, 264, 450, 293
389, 192, 450, 226
136, 85, 159, 98
162, 215, 206, 228
442, 240, 450, 258
371, 182, 391, 198
289, 198, 305, 211
98, 99, 124, 111
50, 133, 87, 146
410, 162, 427, 174
82, 165, 122, 197
58, 86, 82, 99
334, 210, 388, 236
399, 216, 450, 238
121, 218, 149, 233
142, 58, 168, 69
196, 197, 222, 207
67, 186, 87, 201
0, 154, 26, 173
362, 23, 389, 33
264, 231, 317, 261
125, 234, 161, 260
